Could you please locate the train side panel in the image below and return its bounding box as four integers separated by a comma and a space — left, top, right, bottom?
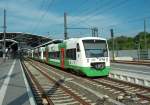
48, 44, 61, 67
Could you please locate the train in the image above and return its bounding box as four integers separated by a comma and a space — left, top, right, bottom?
28, 37, 111, 77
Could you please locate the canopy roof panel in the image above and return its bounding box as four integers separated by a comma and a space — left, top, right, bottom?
0, 32, 52, 47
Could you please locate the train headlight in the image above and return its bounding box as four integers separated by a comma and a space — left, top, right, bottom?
97, 64, 101, 68
91, 62, 105, 70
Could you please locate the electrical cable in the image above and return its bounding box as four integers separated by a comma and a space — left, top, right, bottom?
71, 0, 128, 27
32, 0, 54, 34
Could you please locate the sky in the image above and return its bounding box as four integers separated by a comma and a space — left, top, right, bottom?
0, 0, 150, 39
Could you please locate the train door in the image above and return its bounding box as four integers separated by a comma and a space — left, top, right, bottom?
46, 46, 49, 63
37, 48, 39, 59
60, 48, 65, 69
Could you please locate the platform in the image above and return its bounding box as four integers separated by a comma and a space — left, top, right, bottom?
0, 58, 36, 105
0, 57, 3, 64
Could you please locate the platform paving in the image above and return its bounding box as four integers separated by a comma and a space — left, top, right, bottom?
0, 58, 36, 105
0, 57, 3, 64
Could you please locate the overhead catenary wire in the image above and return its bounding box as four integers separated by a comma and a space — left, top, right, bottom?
65, 0, 129, 37
68, 0, 90, 15
101, 16, 150, 31
69, 0, 114, 25
66, 0, 116, 35
85, 0, 150, 29
70, 0, 129, 27
31, 0, 132, 37
72, 0, 113, 17
32, 0, 54, 34
29, 0, 48, 33
100, 16, 150, 39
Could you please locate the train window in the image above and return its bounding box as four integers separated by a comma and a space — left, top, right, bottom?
76, 43, 80, 52
66, 49, 71, 59
49, 51, 60, 59
83, 40, 108, 58
49, 52, 52, 58
66, 49, 76, 60
57, 51, 60, 58
72, 49, 76, 60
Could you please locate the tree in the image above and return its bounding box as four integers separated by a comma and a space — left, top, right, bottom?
107, 31, 150, 50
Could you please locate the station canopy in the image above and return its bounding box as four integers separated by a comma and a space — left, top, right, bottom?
0, 32, 52, 48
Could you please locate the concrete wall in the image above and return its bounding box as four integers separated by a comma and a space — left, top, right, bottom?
110, 49, 150, 59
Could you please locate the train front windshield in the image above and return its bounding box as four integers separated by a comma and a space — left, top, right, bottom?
83, 40, 108, 58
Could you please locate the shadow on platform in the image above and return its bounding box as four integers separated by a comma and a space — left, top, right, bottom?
47, 78, 65, 96
7, 92, 29, 105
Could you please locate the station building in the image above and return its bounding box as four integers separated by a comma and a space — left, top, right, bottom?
0, 32, 51, 58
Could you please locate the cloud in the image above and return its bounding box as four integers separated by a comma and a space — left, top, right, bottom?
0, 0, 121, 39
0, 0, 64, 34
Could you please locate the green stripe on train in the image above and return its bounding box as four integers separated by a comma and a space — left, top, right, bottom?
48, 60, 110, 77
49, 60, 60, 67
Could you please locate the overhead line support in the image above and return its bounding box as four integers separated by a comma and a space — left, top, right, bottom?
3, 9, 7, 61
64, 12, 68, 40
110, 29, 115, 61
144, 19, 147, 50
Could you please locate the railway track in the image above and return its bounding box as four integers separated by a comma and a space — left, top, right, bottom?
21, 59, 54, 105
21, 59, 91, 105
91, 78, 150, 104
25, 58, 150, 105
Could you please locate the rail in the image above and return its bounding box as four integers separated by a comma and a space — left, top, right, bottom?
21, 59, 54, 105
23, 58, 91, 105
27, 58, 150, 104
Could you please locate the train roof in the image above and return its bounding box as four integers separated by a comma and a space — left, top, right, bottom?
33, 37, 106, 49
64, 37, 106, 42
34, 39, 63, 48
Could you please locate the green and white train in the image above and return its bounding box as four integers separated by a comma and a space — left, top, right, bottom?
29, 37, 111, 77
